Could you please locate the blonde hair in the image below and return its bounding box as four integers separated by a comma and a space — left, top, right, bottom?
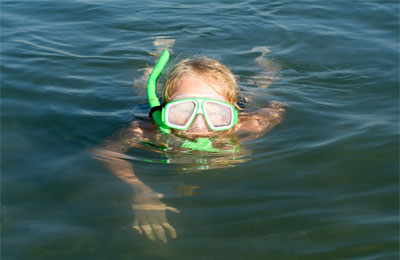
162, 57, 239, 108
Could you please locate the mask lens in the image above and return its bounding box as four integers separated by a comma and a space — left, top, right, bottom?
204, 101, 233, 128
166, 100, 196, 128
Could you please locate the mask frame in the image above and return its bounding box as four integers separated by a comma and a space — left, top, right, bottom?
162, 97, 238, 131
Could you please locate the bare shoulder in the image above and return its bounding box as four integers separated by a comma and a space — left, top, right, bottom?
257, 101, 287, 120
125, 120, 159, 140
233, 101, 287, 137
95, 120, 158, 152
268, 101, 287, 111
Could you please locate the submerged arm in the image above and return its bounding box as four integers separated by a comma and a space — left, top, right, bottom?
89, 121, 179, 243
90, 122, 150, 191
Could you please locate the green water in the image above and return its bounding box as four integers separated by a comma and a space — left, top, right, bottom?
2, 0, 399, 259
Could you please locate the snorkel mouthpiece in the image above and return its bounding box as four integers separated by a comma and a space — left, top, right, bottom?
147, 49, 171, 134
181, 138, 220, 152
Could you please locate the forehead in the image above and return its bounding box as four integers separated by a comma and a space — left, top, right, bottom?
170, 75, 226, 101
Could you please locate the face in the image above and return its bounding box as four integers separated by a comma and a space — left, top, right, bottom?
169, 75, 227, 137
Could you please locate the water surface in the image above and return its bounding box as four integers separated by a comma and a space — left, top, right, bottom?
2, 0, 399, 259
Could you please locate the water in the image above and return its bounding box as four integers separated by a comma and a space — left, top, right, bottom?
2, 0, 399, 259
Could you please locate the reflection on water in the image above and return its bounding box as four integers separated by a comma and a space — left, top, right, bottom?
94, 133, 253, 170
139, 134, 251, 171
173, 185, 203, 196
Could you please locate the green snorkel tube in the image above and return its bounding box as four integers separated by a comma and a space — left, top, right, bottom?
147, 49, 220, 152
147, 49, 171, 134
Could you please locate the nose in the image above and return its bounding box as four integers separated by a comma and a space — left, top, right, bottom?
188, 114, 210, 132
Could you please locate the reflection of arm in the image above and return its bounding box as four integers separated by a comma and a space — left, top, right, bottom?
90, 121, 151, 193
236, 101, 286, 141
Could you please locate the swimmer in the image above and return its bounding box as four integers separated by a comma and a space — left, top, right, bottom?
90, 49, 286, 243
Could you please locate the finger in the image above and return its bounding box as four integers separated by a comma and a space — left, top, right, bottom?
161, 222, 177, 239
132, 219, 143, 235
140, 215, 157, 242
157, 211, 176, 238
141, 224, 156, 242
133, 225, 143, 235
146, 210, 167, 243
151, 224, 167, 243
165, 206, 180, 214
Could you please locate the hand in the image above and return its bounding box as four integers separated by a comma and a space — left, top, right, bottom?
132, 191, 180, 243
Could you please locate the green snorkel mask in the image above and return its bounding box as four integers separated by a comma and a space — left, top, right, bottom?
147, 49, 238, 152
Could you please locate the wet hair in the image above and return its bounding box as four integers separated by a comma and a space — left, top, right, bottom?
162, 57, 239, 108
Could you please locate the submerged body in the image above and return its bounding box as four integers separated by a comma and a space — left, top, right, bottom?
91, 50, 285, 243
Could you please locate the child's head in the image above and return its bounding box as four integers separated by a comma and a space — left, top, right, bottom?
161, 57, 239, 137
162, 57, 239, 107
